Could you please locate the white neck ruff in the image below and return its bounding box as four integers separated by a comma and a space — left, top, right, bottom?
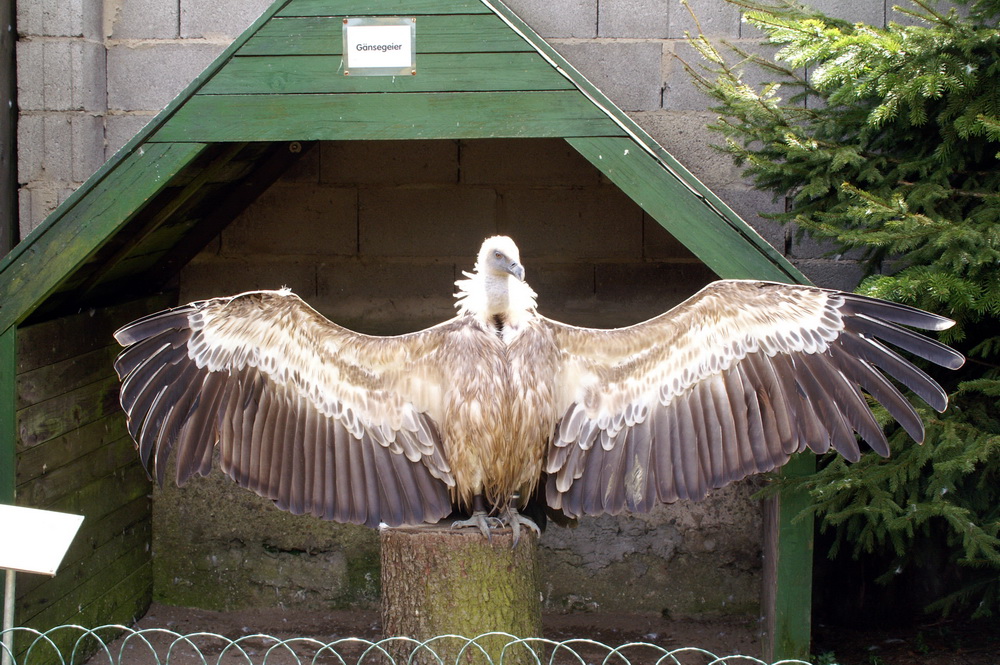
454, 269, 538, 326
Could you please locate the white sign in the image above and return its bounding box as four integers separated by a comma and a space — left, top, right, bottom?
343, 18, 416, 76
0, 504, 84, 576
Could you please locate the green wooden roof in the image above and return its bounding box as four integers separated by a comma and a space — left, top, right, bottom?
0, 0, 807, 333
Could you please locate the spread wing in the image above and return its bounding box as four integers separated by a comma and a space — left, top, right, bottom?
544, 280, 965, 518
114, 289, 456, 528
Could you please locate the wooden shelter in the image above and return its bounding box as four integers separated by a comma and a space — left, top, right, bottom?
0, 0, 813, 660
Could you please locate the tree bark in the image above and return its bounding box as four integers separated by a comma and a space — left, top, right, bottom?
380, 526, 541, 665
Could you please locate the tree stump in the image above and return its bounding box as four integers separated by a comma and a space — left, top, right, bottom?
380, 526, 542, 665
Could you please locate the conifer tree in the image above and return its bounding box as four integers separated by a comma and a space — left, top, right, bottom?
684, 0, 1000, 617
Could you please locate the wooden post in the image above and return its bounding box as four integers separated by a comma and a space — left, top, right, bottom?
380, 526, 541, 665
1, 326, 17, 665
761, 453, 815, 662
0, 326, 13, 506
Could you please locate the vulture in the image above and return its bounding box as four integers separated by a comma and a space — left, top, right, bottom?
114, 236, 964, 540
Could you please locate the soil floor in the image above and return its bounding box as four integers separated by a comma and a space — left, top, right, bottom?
76, 604, 1000, 665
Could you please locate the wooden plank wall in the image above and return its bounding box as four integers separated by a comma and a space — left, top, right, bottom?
12, 295, 171, 658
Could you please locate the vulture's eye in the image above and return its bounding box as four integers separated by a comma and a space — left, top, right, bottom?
494, 252, 502, 259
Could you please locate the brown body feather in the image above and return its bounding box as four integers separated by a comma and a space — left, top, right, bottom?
113, 238, 964, 528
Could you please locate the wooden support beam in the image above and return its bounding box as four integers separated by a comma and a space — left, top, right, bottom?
75, 143, 249, 298
150, 92, 623, 143
142, 142, 317, 292
0, 142, 208, 333
0, 325, 13, 505
761, 453, 816, 662
568, 136, 805, 283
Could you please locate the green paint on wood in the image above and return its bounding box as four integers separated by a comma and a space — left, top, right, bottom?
152, 92, 623, 143
0, 326, 13, 505
568, 136, 805, 283
202, 53, 573, 94
0, 143, 206, 333
241, 14, 530, 56
770, 453, 816, 661
278, 0, 492, 17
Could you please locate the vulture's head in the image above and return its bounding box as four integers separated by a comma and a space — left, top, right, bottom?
477, 235, 525, 282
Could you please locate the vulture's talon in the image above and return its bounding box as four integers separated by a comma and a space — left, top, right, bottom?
452, 511, 502, 540
502, 508, 540, 548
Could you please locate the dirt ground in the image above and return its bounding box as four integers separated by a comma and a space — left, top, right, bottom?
78, 603, 1000, 665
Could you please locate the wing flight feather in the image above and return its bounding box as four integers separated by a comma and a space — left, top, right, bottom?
545, 280, 964, 518
114, 289, 455, 527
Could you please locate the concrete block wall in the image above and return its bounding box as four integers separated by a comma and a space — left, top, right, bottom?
181, 139, 715, 334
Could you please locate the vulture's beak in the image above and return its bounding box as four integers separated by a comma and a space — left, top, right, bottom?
508, 262, 525, 282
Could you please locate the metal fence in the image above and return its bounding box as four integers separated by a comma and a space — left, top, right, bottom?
1, 627, 813, 665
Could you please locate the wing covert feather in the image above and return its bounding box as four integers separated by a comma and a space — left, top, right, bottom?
544, 280, 963, 518
114, 289, 455, 527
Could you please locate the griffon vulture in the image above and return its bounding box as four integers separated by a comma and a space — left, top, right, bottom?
114, 236, 964, 540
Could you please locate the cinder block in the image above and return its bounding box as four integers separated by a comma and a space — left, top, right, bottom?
359, 187, 497, 257
17, 0, 102, 39
104, 114, 156, 159
315, 260, 458, 335
594, 261, 719, 323
107, 42, 224, 112
179, 257, 319, 303
666, 40, 800, 112
663, 41, 716, 111
802, 0, 886, 26
220, 183, 358, 257
18, 183, 77, 238
461, 138, 601, 187
794, 259, 865, 290
180, 0, 274, 39
553, 40, 664, 112
106, 0, 180, 39
501, 0, 597, 38
17, 39, 107, 112
500, 186, 643, 260
668, 0, 741, 38
281, 145, 321, 184
18, 113, 106, 183
320, 140, 459, 186
713, 187, 788, 251
787, 224, 866, 261
630, 110, 743, 188
598, 0, 670, 38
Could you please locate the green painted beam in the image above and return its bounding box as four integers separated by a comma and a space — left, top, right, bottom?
0, 326, 13, 505
151, 92, 625, 143
202, 53, 573, 94
278, 0, 491, 17
0, 142, 209, 333
568, 136, 804, 283
241, 14, 529, 56
763, 453, 816, 662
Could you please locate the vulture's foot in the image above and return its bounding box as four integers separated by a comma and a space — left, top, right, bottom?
451, 511, 503, 540
500, 507, 541, 547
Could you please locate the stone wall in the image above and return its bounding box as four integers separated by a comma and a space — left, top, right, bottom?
13, 0, 917, 619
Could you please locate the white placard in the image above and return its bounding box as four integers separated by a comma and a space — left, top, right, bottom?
343, 18, 416, 76
0, 504, 84, 576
